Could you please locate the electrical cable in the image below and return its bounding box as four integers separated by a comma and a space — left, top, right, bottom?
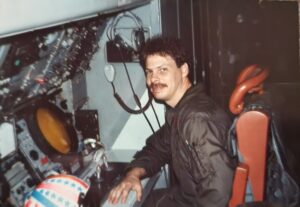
106, 11, 153, 115
109, 50, 153, 115
106, 10, 169, 186
116, 35, 170, 188
116, 46, 155, 133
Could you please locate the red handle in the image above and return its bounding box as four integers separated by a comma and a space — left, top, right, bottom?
229, 65, 269, 115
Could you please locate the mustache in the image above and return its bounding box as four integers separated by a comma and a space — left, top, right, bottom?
150, 83, 168, 89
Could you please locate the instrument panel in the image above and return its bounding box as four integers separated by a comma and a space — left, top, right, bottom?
0, 16, 106, 113
0, 3, 155, 205
0, 100, 93, 206
0, 16, 109, 206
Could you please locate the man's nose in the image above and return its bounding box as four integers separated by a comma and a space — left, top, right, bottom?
150, 71, 159, 82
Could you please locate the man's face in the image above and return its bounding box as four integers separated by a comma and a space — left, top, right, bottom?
145, 54, 187, 106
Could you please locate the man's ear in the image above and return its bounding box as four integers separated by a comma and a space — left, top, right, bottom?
180, 63, 189, 78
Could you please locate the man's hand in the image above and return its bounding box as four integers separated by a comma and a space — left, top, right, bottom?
108, 167, 146, 205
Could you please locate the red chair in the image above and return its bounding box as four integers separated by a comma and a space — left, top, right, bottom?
228, 65, 269, 207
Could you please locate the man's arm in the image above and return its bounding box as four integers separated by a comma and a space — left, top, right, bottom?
108, 167, 146, 204
108, 124, 171, 204
127, 124, 171, 176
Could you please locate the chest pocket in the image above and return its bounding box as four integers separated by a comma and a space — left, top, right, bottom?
170, 115, 215, 185
173, 134, 215, 186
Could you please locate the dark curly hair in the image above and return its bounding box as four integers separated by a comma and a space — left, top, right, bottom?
139, 36, 190, 70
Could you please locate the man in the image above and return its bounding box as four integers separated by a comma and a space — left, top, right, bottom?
108, 36, 236, 206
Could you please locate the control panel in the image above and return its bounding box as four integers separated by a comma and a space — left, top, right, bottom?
16, 119, 64, 179
0, 17, 106, 113
4, 162, 36, 206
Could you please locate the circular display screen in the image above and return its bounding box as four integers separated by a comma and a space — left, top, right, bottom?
36, 107, 72, 154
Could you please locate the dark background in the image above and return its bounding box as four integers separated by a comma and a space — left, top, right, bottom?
160, 0, 300, 182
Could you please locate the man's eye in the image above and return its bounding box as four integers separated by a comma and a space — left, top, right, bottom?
160, 68, 167, 72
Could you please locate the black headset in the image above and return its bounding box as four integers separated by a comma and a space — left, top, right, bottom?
107, 11, 146, 54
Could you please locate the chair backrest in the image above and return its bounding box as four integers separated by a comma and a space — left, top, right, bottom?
228, 65, 269, 207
